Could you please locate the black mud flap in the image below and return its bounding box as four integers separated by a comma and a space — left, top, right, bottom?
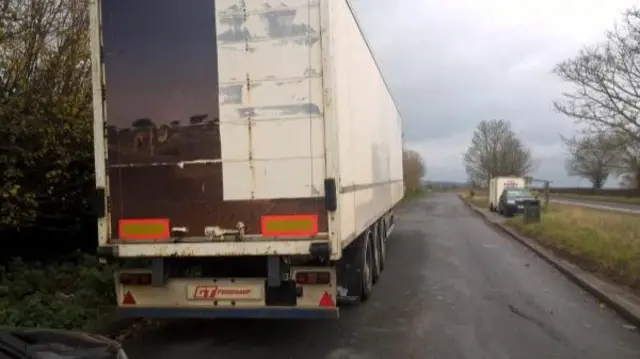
336, 235, 365, 305
265, 280, 298, 307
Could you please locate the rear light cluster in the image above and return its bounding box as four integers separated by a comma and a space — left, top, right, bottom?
119, 272, 152, 285
295, 271, 330, 285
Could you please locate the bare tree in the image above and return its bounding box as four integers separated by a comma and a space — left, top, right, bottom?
615, 139, 640, 188
403, 149, 426, 194
620, 173, 638, 188
561, 133, 621, 188
553, 8, 640, 142
553, 8, 640, 190
463, 119, 535, 186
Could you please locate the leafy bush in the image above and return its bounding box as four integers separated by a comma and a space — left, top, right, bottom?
0, 0, 112, 331
0, 254, 116, 330
0, 0, 94, 254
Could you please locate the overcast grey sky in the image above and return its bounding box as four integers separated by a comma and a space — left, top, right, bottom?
354, 0, 638, 187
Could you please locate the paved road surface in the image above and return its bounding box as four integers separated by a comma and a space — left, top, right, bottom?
551, 196, 640, 215
123, 194, 640, 359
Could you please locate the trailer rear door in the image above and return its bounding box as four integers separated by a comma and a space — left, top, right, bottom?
94, 0, 327, 242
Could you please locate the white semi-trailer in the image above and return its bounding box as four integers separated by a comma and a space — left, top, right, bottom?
90, 0, 404, 319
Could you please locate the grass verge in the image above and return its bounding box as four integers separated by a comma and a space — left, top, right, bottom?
459, 192, 489, 209
0, 253, 117, 331
503, 204, 640, 292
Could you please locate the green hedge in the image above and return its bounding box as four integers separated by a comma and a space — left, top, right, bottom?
0, 254, 116, 330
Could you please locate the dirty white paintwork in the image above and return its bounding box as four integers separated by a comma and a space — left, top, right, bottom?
216, 0, 326, 200
90, 0, 404, 257
114, 237, 330, 257
89, 0, 110, 246
116, 267, 336, 310
328, 0, 404, 248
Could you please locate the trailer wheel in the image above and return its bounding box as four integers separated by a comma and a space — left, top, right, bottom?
361, 231, 374, 301
378, 220, 387, 272
372, 226, 382, 284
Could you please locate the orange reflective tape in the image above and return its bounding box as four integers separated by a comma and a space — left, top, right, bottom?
261, 214, 318, 236
118, 218, 170, 240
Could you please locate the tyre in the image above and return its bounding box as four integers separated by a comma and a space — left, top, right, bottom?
361, 231, 374, 301
371, 227, 381, 284
378, 220, 387, 272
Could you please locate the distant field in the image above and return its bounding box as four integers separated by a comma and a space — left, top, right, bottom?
466, 195, 489, 209
547, 187, 639, 198
545, 187, 639, 205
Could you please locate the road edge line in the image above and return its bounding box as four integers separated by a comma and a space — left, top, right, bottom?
550, 198, 640, 216
459, 195, 640, 329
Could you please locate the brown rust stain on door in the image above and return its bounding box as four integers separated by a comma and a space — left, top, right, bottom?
101, 0, 326, 238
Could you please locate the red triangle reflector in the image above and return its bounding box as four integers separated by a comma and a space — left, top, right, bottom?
319, 292, 335, 307
122, 291, 136, 305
